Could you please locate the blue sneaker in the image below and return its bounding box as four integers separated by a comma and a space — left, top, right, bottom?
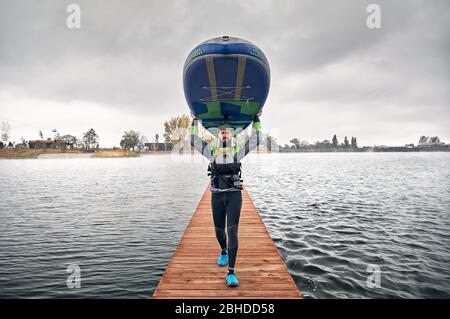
226, 273, 239, 287
217, 254, 228, 267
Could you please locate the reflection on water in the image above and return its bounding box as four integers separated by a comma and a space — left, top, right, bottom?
0, 153, 449, 298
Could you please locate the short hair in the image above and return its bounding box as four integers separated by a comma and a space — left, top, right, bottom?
218, 124, 232, 131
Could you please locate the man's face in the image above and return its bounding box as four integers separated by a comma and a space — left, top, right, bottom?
219, 128, 232, 141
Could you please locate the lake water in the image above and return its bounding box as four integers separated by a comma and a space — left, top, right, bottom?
0, 153, 449, 298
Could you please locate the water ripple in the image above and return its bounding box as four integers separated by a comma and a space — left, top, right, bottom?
244, 152, 450, 298
1, 153, 449, 299
0, 156, 207, 298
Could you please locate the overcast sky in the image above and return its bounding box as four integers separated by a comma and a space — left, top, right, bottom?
0, 0, 448, 147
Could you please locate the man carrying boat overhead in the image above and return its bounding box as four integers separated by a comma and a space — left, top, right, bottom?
189, 113, 262, 287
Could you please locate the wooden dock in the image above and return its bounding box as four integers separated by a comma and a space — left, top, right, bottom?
152, 186, 302, 299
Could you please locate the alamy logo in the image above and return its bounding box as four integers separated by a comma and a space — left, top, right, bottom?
66, 4, 81, 29
66, 264, 81, 288
366, 4, 381, 29
366, 264, 381, 288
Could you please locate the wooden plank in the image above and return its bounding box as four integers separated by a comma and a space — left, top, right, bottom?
153, 289, 301, 299
152, 186, 302, 299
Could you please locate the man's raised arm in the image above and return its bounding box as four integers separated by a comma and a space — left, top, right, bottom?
190, 118, 214, 161
235, 115, 262, 161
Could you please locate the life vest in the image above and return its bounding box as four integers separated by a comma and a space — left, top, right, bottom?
207, 161, 243, 190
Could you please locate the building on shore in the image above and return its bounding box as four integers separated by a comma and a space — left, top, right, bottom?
144, 142, 173, 152
28, 138, 74, 150
416, 143, 450, 151
373, 144, 449, 152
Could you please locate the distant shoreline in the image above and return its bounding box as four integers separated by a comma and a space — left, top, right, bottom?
279, 148, 450, 153
0, 149, 158, 159
1, 148, 449, 159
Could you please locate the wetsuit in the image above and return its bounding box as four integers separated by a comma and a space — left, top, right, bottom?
190, 118, 261, 274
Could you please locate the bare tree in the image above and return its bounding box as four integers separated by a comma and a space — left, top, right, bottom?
139, 135, 148, 152
83, 128, 99, 150
332, 134, 339, 148
344, 136, 349, 148
1, 121, 11, 144
351, 136, 358, 148
418, 136, 428, 144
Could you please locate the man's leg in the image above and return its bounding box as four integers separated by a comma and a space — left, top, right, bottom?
211, 192, 227, 253
225, 191, 242, 274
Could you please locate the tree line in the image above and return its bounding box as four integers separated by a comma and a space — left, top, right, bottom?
0, 121, 101, 151
281, 134, 359, 152
1, 118, 361, 153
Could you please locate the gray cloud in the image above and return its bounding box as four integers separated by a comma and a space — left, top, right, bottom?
0, 0, 448, 146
